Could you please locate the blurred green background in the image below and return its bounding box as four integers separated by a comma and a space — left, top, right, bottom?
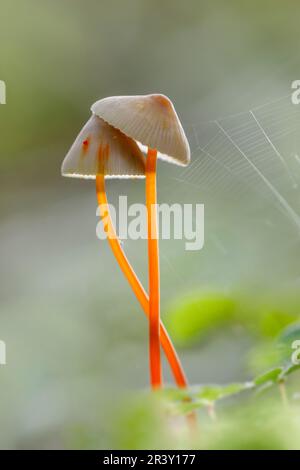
0, 0, 300, 449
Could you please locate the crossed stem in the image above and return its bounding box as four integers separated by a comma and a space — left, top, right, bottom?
95, 171, 188, 388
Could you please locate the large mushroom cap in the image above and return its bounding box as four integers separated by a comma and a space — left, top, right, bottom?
61, 115, 146, 179
91, 94, 190, 167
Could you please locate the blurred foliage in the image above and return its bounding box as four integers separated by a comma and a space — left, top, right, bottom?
112, 395, 173, 450
110, 323, 300, 449
165, 292, 236, 346
249, 323, 300, 373
165, 291, 300, 348
259, 310, 299, 338
111, 386, 300, 450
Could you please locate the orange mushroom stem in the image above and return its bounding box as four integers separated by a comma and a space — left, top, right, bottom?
96, 169, 188, 388
145, 147, 162, 389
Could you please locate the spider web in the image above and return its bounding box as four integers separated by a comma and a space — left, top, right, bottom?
177, 94, 300, 234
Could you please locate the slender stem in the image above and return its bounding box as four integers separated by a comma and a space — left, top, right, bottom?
95, 173, 188, 388
278, 381, 289, 408
146, 148, 162, 389
207, 402, 217, 421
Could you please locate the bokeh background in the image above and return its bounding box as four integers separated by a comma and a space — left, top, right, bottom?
0, 0, 299, 449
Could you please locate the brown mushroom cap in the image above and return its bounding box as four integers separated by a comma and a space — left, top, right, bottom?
91, 94, 190, 167
61, 115, 146, 179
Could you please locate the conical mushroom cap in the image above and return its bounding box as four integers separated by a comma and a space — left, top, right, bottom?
91, 94, 190, 166
61, 115, 146, 179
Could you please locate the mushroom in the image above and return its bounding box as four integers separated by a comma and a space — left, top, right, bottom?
61, 114, 145, 179
61, 112, 188, 389
91, 94, 191, 389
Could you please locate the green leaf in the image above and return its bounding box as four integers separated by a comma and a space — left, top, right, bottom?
165, 292, 236, 346
193, 382, 253, 403
158, 387, 190, 402
277, 322, 300, 346
175, 399, 207, 414
253, 367, 283, 386
274, 322, 300, 365
279, 363, 300, 381
259, 310, 298, 338
250, 323, 300, 375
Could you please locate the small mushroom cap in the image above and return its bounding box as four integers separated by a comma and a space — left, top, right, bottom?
61, 115, 146, 179
91, 94, 190, 166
